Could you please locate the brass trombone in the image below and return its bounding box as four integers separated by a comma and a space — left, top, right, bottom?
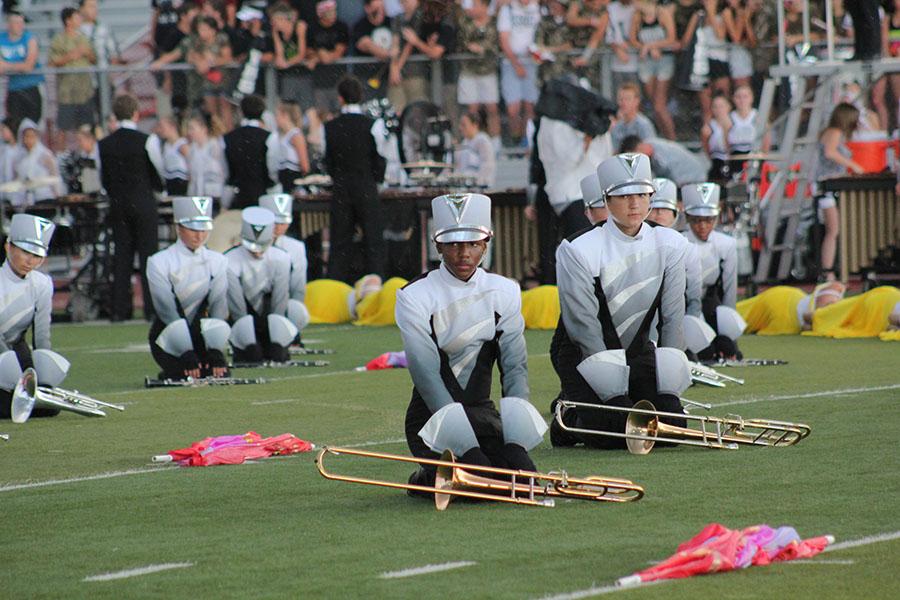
315, 446, 644, 510
11, 368, 125, 423
555, 399, 810, 455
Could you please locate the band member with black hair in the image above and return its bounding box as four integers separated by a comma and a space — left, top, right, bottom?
259, 193, 310, 339
223, 94, 275, 210
325, 75, 385, 283
0, 215, 69, 419
682, 182, 745, 360
98, 93, 164, 321
551, 153, 691, 449
397, 193, 546, 493
146, 196, 231, 381
225, 207, 295, 363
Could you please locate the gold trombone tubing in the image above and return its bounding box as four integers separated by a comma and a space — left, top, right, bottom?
556, 399, 811, 455
315, 446, 644, 510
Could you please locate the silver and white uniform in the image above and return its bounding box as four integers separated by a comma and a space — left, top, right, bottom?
146, 239, 229, 325
684, 242, 703, 318
224, 245, 291, 319
557, 222, 687, 357
273, 235, 308, 302
396, 264, 528, 414
0, 261, 52, 352
684, 229, 737, 308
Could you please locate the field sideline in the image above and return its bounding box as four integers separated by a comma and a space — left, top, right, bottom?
2, 322, 899, 599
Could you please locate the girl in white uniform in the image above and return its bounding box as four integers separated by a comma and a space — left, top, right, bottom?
186, 113, 227, 200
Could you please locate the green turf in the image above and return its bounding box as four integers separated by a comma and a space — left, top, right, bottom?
1, 324, 898, 599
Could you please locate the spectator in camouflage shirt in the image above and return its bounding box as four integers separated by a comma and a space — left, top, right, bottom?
457, 0, 500, 140
535, 0, 574, 84
568, 0, 608, 86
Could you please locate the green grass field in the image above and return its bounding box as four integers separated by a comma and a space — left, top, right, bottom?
2, 322, 899, 599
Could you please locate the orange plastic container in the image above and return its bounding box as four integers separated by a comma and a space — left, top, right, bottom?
845, 140, 899, 173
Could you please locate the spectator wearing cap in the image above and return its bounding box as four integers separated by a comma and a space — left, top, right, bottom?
325, 76, 386, 283
146, 196, 231, 381
99, 94, 165, 321
352, 0, 394, 99
0, 11, 45, 127
224, 206, 295, 364
307, 0, 350, 113
232, 6, 275, 99
0, 214, 64, 420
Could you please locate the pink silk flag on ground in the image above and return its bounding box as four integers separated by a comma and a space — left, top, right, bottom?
617, 523, 834, 587
160, 432, 314, 466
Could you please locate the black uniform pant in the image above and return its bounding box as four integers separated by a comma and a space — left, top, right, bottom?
537, 198, 590, 285
148, 318, 228, 380
405, 390, 536, 487
328, 180, 384, 284
111, 203, 158, 321
846, 0, 882, 61
698, 289, 742, 361
0, 338, 60, 420
554, 337, 683, 449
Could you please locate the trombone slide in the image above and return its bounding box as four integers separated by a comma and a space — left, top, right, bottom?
315, 446, 644, 510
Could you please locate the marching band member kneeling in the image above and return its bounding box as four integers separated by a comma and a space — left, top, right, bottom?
551, 154, 691, 449
682, 183, 745, 360
146, 197, 230, 381
396, 193, 546, 493
225, 207, 294, 363
259, 194, 310, 341
0, 215, 68, 418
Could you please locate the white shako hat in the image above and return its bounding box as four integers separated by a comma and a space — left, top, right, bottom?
682, 182, 721, 217
649, 178, 678, 213
259, 193, 293, 224
7, 214, 55, 258
580, 172, 604, 208
431, 193, 493, 243
596, 153, 656, 201
173, 196, 214, 231
240, 206, 276, 253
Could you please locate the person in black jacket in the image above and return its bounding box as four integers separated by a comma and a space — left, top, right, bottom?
223, 94, 274, 210
99, 94, 163, 321
324, 76, 386, 283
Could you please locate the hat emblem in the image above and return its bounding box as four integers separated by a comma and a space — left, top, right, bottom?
250, 224, 266, 239
698, 183, 716, 205
619, 154, 640, 178
192, 197, 210, 216
34, 217, 52, 240
445, 194, 469, 225
274, 195, 290, 215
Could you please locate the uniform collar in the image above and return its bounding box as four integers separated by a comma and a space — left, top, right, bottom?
119, 120, 138, 130
341, 104, 363, 115
241, 119, 263, 128
438, 261, 482, 287
1, 260, 28, 282
175, 238, 204, 256
609, 220, 646, 242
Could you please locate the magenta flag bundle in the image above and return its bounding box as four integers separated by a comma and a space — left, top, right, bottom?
617, 523, 833, 587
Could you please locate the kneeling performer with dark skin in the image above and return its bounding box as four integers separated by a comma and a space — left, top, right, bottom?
551, 154, 691, 449
146, 196, 231, 381
225, 207, 294, 363
0, 215, 69, 418
396, 193, 546, 493
682, 183, 745, 360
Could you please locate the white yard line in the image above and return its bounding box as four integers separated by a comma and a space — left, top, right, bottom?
825, 530, 900, 552
83, 562, 194, 582
0, 466, 179, 493
250, 398, 300, 406
711, 384, 900, 408
379, 561, 476, 579
535, 530, 900, 600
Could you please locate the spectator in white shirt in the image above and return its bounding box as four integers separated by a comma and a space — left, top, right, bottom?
498, 0, 541, 145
